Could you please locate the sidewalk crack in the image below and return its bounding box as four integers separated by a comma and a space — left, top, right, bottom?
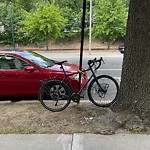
70, 134, 74, 150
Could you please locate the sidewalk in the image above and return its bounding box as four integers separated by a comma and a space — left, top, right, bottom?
0, 134, 149, 150
35, 49, 122, 59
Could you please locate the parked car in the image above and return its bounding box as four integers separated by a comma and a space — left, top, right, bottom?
0, 49, 87, 101
118, 44, 125, 53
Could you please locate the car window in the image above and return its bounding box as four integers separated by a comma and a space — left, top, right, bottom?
20, 51, 55, 68
0, 55, 30, 70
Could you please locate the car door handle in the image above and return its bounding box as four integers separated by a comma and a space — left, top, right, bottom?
0, 73, 7, 77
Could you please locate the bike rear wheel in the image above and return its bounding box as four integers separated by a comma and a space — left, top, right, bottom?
88, 75, 119, 107
39, 80, 71, 112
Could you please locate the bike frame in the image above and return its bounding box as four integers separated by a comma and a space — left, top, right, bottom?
58, 64, 105, 96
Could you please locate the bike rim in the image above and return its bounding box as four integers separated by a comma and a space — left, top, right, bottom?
40, 84, 71, 112
90, 77, 118, 106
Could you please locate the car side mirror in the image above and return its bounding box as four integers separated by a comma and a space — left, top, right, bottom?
24, 66, 35, 72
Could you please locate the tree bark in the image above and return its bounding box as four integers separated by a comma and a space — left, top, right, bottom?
107, 39, 110, 50
45, 39, 49, 51
111, 0, 150, 121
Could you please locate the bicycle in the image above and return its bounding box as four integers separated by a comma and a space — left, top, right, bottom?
38, 57, 119, 112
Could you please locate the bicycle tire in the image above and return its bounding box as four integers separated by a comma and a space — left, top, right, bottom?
39, 80, 71, 112
88, 75, 119, 107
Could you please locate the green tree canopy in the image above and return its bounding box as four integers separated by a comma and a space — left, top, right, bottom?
93, 0, 127, 49
55, 0, 83, 38
20, 2, 67, 50
0, 0, 129, 47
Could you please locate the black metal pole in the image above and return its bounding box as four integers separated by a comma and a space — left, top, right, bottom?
10, 2, 15, 49
78, 0, 87, 96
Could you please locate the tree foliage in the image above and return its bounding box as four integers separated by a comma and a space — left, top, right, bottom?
55, 0, 83, 38
0, 0, 40, 44
20, 2, 67, 50
92, 0, 127, 49
0, 0, 129, 46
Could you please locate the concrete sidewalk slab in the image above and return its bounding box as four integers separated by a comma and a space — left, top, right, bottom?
0, 134, 72, 150
0, 134, 149, 150
72, 134, 150, 150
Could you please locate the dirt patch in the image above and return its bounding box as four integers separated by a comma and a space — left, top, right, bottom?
0, 101, 149, 134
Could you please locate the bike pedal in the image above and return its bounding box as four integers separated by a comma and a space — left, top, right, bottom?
72, 99, 79, 103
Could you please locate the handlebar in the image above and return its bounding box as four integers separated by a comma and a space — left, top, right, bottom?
88, 57, 104, 70
55, 57, 104, 71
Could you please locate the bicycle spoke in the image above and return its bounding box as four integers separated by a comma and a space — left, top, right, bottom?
39, 81, 71, 112
88, 75, 119, 107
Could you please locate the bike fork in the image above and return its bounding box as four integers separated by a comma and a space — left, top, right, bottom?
90, 69, 106, 93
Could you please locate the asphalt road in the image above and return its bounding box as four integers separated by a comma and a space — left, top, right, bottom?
36, 50, 123, 82
36, 50, 123, 100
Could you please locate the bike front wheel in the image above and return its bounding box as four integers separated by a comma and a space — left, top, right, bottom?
39, 80, 71, 112
88, 75, 119, 107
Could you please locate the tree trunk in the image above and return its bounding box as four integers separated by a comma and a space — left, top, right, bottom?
45, 39, 49, 51
111, 0, 150, 121
107, 40, 110, 50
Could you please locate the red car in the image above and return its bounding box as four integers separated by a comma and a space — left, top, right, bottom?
0, 49, 87, 101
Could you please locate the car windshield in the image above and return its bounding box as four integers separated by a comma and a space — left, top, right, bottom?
20, 51, 55, 68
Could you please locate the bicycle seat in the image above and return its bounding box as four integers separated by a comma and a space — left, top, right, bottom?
55, 60, 67, 65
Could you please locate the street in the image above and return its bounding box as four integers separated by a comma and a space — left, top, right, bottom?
36, 50, 123, 82
36, 50, 123, 100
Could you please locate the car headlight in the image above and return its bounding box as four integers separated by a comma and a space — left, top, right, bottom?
70, 74, 84, 81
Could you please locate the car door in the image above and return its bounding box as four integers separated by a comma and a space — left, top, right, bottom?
0, 55, 44, 97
